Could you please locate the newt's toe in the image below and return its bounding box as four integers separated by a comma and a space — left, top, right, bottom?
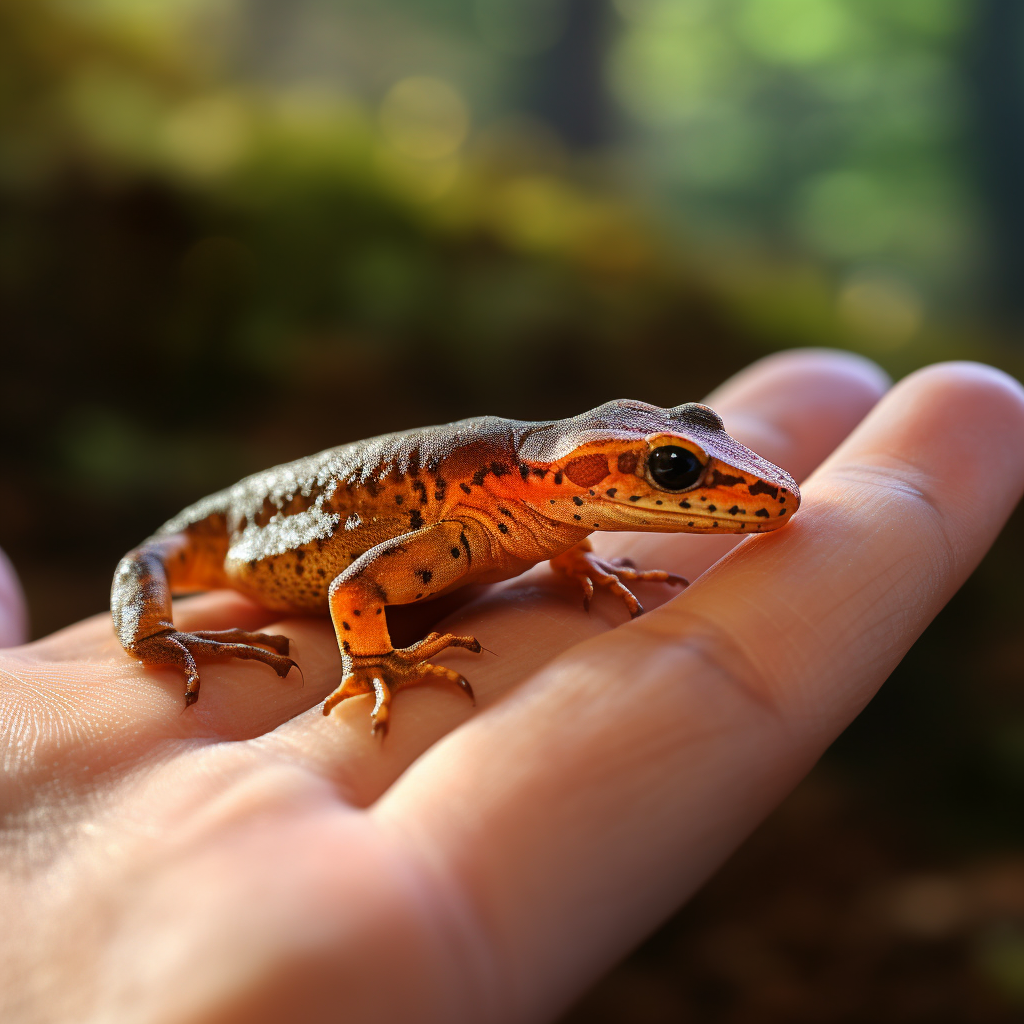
551, 544, 688, 619
130, 629, 299, 706
324, 636, 480, 734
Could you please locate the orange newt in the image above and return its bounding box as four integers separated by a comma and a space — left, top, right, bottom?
112, 400, 799, 734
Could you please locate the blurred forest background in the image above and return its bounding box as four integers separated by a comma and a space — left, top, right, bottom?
3, 0, 1024, 1019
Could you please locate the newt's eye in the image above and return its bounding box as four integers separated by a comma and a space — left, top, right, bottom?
646, 446, 704, 491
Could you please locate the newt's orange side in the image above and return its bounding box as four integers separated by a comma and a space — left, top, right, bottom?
111, 400, 799, 734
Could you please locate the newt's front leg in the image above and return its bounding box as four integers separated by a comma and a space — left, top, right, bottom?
550, 539, 688, 618
324, 521, 481, 736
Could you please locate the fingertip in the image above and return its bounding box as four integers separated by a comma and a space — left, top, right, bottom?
707, 348, 890, 481
898, 361, 1024, 424
870, 361, 1024, 475
708, 347, 890, 408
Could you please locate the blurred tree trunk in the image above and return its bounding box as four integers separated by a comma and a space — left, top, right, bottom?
967, 0, 1024, 328
529, 0, 612, 149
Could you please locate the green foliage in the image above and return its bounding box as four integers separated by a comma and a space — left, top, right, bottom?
611, 0, 974, 313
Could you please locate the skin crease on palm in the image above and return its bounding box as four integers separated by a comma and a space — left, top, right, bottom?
2, 351, 1024, 1024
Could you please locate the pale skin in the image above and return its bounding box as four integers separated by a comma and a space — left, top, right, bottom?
2, 350, 1023, 1024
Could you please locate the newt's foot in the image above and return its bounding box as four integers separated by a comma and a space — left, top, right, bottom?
550, 545, 688, 618
323, 632, 480, 736
131, 628, 299, 706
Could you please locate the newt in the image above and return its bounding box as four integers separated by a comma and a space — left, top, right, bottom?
112, 400, 799, 735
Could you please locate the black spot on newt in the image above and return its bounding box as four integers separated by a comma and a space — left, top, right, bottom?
629, 495, 641, 502
451, 547, 460, 558
395, 494, 404, 505
409, 509, 424, 530
754, 508, 770, 518
606, 488, 617, 497
572, 496, 584, 506
418, 570, 433, 584
497, 522, 509, 534
573, 514, 582, 521
749, 480, 779, 499
460, 483, 472, 495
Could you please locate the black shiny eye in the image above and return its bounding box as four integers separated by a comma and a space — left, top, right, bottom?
647, 446, 704, 491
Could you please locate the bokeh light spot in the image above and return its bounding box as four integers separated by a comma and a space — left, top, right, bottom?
737, 0, 854, 65
162, 95, 251, 178
610, 22, 739, 124
379, 77, 469, 162
838, 272, 923, 349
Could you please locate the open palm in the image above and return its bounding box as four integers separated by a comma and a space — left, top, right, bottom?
3, 350, 1023, 1024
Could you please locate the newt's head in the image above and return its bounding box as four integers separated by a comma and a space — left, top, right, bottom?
518, 399, 800, 534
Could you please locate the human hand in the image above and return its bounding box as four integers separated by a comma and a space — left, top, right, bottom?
3, 351, 1022, 1024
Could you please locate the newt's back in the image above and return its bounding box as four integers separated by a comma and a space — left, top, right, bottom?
155, 415, 536, 612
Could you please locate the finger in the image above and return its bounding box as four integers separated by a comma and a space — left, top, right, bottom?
372, 363, 1024, 1020
262, 349, 888, 803
0, 546, 28, 648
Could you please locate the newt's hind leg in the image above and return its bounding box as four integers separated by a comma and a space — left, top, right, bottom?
112, 532, 298, 707
131, 631, 297, 706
